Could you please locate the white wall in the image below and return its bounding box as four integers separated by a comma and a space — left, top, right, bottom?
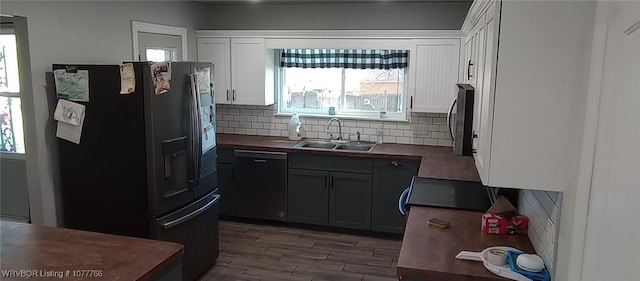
1, 0, 209, 226
518, 190, 561, 276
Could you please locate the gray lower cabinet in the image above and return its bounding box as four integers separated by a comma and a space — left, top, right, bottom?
217, 163, 235, 217
329, 172, 373, 230
217, 149, 235, 217
288, 169, 329, 225
372, 159, 419, 233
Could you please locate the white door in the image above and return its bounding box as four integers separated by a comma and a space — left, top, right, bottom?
137, 32, 182, 62
581, 2, 640, 281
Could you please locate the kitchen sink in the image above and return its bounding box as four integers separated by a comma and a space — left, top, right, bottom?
298, 141, 337, 149
294, 140, 376, 152
335, 143, 375, 152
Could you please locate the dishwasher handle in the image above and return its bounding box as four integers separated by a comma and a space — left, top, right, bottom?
234, 150, 287, 160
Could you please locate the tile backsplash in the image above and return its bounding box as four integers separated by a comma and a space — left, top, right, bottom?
518, 190, 562, 276
215, 104, 452, 146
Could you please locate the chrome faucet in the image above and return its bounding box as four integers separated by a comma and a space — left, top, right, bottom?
326, 117, 343, 140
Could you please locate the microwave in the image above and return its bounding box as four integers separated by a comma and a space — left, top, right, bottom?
447, 84, 475, 156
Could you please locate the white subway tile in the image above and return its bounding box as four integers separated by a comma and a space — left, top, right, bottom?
257, 129, 270, 136
396, 137, 411, 144
383, 136, 397, 143
423, 139, 438, 146
411, 138, 424, 145
433, 117, 446, 125
305, 131, 318, 138
403, 131, 414, 137
412, 124, 428, 134
383, 122, 397, 129
251, 110, 263, 116
363, 128, 377, 135
251, 123, 263, 129
357, 121, 371, 128
234, 128, 246, 134
269, 130, 281, 136
223, 115, 235, 121
390, 129, 404, 136
228, 108, 240, 114
275, 123, 287, 130
431, 132, 446, 139
437, 139, 452, 146
304, 118, 318, 125
420, 117, 433, 124
240, 109, 252, 115
263, 111, 273, 117
217, 107, 229, 114
239, 122, 252, 128
222, 127, 234, 134
217, 120, 229, 127
245, 128, 257, 135
258, 116, 271, 123
344, 120, 357, 127
397, 124, 411, 130
228, 121, 240, 128
439, 125, 450, 132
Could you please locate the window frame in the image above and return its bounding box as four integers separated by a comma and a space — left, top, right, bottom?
276, 63, 409, 120
0, 31, 25, 156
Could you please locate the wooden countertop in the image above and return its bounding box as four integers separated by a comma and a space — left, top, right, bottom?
0, 221, 183, 281
397, 206, 535, 281
217, 134, 480, 182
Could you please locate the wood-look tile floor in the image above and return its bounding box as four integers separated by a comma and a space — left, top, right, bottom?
199, 220, 401, 281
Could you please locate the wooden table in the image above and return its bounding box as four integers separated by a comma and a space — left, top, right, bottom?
397, 206, 535, 281
0, 221, 183, 281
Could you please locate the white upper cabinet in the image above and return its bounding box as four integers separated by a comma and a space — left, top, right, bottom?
197, 38, 231, 104
197, 37, 274, 106
463, 0, 594, 192
409, 38, 461, 113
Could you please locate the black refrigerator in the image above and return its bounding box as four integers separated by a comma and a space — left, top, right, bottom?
53, 62, 219, 281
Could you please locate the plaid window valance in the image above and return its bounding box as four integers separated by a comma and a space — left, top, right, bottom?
280, 49, 408, 70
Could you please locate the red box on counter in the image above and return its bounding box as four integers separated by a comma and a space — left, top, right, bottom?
481, 197, 529, 235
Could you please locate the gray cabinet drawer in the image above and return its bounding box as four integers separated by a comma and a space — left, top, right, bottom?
288, 153, 373, 174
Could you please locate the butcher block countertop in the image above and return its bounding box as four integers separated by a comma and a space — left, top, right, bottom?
397, 206, 535, 281
0, 221, 183, 281
216, 133, 481, 182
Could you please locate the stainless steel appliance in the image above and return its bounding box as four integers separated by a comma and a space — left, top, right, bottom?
447, 84, 475, 156
53, 62, 218, 281
234, 150, 287, 221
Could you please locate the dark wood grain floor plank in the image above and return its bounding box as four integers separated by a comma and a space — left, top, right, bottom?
343, 263, 397, 278
200, 221, 401, 281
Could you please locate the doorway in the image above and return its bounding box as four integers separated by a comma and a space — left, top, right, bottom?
131, 21, 187, 62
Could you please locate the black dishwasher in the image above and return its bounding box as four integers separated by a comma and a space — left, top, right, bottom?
234, 150, 288, 221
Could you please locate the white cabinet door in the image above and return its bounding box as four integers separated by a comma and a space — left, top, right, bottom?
411, 39, 461, 113
469, 18, 486, 152
231, 38, 267, 105
475, 2, 498, 184
197, 38, 231, 104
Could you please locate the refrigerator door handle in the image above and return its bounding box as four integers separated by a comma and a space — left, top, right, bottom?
447, 97, 457, 144
189, 74, 202, 189
161, 194, 220, 230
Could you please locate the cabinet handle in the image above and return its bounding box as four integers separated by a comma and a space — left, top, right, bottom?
226, 89, 229, 101
410, 96, 413, 109
391, 161, 400, 167
331, 177, 334, 189
467, 60, 474, 80
253, 159, 267, 163
472, 149, 478, 154
232, 89, 236, 101
324, 176, 328, 189
473, 131, 478, 138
